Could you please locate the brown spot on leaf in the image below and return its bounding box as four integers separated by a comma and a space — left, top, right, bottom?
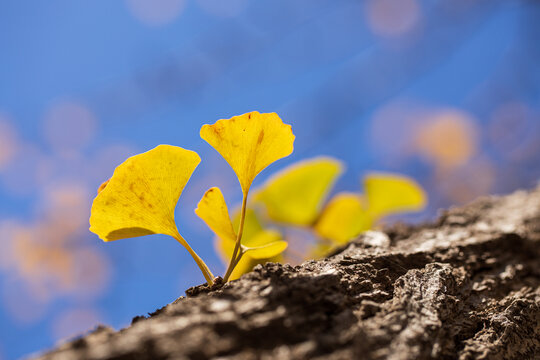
106, 227, 154, 241
257, 130, 265, 145
210, 125, 223, 138
97, 180, 110, 194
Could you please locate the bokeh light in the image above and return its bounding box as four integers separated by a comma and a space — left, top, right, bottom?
125, 0, 186, 26
413, 108, 479, 172
365, 0, 421, 38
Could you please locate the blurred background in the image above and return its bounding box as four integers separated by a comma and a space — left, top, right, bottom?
1, 0, 539, 358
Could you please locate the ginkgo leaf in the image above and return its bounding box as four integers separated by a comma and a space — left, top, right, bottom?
253, 157, 343, 225
364, 173, 427, 220
195, 187, 236, 243
242, 230, 287, 259
89, 144, 200, 241
314, 192, 372, 244
200, 111, 295, 194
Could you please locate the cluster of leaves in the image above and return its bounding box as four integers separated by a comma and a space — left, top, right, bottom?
89, 111, 425, 285
223, 157, 426, 279
90, 112, 294, 285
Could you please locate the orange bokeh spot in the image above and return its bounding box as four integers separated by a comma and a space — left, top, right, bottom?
39, 184, 91, 242
365, 0, 421, 37
12, 229, 75, 294
0, 183, 112, 324
413, 109, 478, 171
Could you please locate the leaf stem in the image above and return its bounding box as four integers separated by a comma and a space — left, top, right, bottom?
173, 232, 214, 286
230, 251, 244, 272
223, 191, 248, 281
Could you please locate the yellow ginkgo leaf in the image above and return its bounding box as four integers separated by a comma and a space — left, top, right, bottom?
90, 144, 215, 285
314, 192, 372, 244
200, 111, 295, 194
364, 173, 427, 220
195, 187, 236, 243
253, 157, 343, 225
89, 144, 200, 241
242, 230, 287, 259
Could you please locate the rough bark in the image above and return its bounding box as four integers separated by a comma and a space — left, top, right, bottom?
34, 186, 540, 360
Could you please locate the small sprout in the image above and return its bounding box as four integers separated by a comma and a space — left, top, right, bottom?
253, 157, 344, 225
218, 226, 286, 280
218, 207, 284, 280
89, 112, 427, 286
196, 188, 287, 281
200, 111, 295, 281
89, 144, 215, 285
314, 192, 371, 244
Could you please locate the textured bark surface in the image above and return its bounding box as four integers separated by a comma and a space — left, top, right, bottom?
34, 187, 540, 360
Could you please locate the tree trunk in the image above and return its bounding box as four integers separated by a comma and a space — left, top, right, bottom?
35, 186, 540, 359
